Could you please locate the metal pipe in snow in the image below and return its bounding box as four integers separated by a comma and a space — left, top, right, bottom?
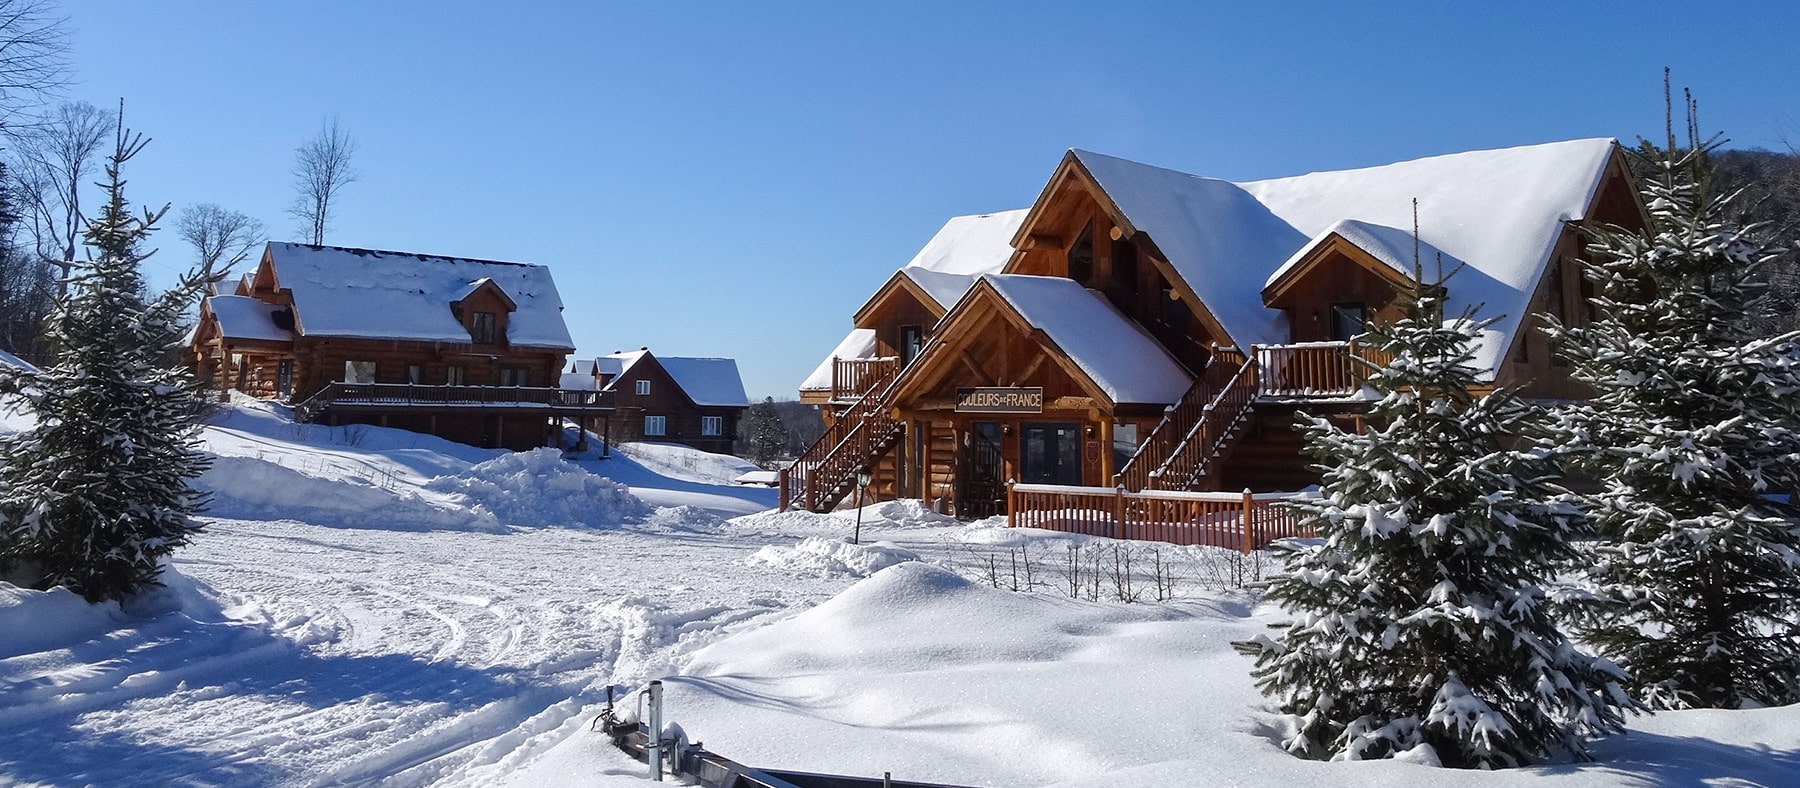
647, 681, 664, 781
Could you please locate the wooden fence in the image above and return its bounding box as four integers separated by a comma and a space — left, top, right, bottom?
1007, 482, 1313, 553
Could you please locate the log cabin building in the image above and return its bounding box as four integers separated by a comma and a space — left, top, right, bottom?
783, 138, 1647, 523
187, 242, 611, 451
563, 350, 750, 455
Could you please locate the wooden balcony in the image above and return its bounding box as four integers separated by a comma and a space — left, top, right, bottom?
830, 356, 900, 402
1252, 341, 1391, 399
293, 382, 615, 422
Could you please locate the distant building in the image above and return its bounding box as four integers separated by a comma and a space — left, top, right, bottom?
567, 349, 749, 455
186, 242, 612, 451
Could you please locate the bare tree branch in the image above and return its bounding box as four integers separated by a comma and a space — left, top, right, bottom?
286, 118, 357, 245
0, 0, 68, 136
176, 203, 265, 276
14, 100, 113, 289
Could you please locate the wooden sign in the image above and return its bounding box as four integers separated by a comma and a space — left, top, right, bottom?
955, 387, 1043, 413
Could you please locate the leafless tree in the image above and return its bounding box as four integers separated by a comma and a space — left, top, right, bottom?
177, 203, 265, 275
0, 0, 68, 134
287, 118, 357, 245
15, 100, 113, 286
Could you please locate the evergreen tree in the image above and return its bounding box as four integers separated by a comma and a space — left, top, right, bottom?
1543, 122, 1800, 709
1252, 282, 1632, 768
743, 397, 786, 468
0, 117, 214, 603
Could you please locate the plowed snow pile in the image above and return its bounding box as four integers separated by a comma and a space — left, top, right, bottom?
425, 448, 651, 527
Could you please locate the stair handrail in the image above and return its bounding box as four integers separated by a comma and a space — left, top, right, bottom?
1152, 353, 1259, 490
784, 363, 904, 511
1113, 349, 1240, 492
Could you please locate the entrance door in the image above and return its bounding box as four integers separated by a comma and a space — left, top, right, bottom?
1020, 423, 1083, 486
960, 422, 1004, 519
277, 359, 293, 398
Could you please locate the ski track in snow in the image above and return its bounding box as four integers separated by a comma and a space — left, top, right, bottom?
2, 514, 873, 787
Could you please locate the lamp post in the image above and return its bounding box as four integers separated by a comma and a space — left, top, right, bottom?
853, 466, 872, 545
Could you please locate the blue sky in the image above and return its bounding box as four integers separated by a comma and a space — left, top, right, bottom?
59, 1, 1800, 398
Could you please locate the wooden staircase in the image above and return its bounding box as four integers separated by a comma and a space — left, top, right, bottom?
780, 365, 907, 513
1114, 349, 1260, 493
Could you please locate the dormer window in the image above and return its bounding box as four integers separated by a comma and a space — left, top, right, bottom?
471, 311, 496, 344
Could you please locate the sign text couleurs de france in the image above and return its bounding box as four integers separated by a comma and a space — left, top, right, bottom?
955, 387, 1044, 414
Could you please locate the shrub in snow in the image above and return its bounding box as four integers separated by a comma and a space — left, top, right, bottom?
424, 448, 650, 527
0, 126, 214, 603
1252, 285, 1631, 768
1542, 126, 1800, 710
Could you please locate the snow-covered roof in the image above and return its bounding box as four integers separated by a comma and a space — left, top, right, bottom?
264, 243, 575, 349
601, 350, 649, 379
0, 348, 34, 372
800, 329, 877, 393
658, 357, 750, 408
559, 371, 598, 390
1073, 138, 1615, 377
208, 295, 294, 343
980, 274, 1191, 405
1266, 218, 1452, 289
817, 211, 1026, 392
901, 209, 1029, 275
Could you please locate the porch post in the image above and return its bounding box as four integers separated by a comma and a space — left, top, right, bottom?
1241, 488, 1254, 554
1006, 480, 1015, 529
1114, 485, 1126, 540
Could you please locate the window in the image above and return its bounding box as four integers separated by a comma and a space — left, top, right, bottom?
344, 360, 376, 384
470, 311, 496, 344
1547, 261, 1568, 323
500, 366, 529, 386
1329, 303, 1367, 342
1111, 236, 1137, 288
1067, 222, 1094, 282
635, 379, 651, 396
446, 365, 466, 385
899, 325, 924, 367
701, 415, 723, 436
406, 364, 424, 384
644, 415, 666, 436
1160, 286, 1189, 332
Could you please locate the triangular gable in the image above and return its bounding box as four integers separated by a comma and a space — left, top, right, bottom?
1004, 151, 1245, 351
892, 275, 1191, 408
1262, 220, 1432, 306
851, 270, 944, 326
451, 277, 518, 312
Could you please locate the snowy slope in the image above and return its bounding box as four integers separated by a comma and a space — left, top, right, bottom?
1, 400, 1796, 786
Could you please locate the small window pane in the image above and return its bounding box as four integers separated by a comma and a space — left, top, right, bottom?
644, 415, 666, 436
407, 365, 424, 384
1330, 303, 1367, 342
1111, 237, 1137, 288
344, 360, 376, 384
702, 416, 722, 436
446, 366, 466, 385
471, 312, 496, 344
635, 379, 651, 396
1067, 222, 1094, 282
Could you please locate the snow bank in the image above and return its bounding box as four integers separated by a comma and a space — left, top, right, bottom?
200, 454, 495, 531
613, 441, 758, 486
425, 448, 650, 528
747, 536, 918, 579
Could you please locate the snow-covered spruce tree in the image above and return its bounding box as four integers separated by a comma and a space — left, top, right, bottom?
1251, 283, 1633, 768
0, 119, 214, 603
1543, 130, 1800, 710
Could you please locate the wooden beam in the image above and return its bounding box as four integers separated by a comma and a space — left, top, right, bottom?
1020, 233, 1063, 250
957, 350, 995, 387
1009, 354, 1048, 387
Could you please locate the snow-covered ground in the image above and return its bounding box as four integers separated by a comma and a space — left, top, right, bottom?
2, 399, 1797, 786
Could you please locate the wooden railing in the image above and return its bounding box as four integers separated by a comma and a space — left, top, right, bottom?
293, 382, 615, 421
1007, 482, 1312, 553
831, 356, 899, 402
781, 362, 906, 512
1150, 353, 1258, 491
1113, 348, 1244, 492
1253, 341, 1391, 398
